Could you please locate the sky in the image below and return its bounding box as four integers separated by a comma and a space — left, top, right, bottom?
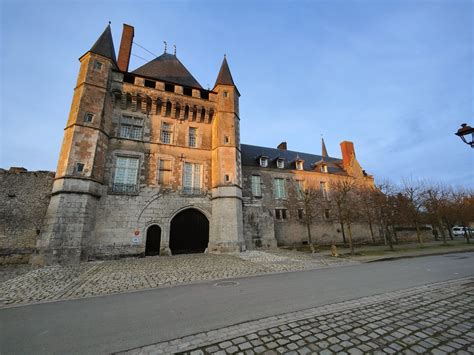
1, 0, 473, 187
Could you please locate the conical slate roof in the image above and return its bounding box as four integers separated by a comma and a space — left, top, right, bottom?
132, 53, 203, 89
89, 24, 117, 65
322, 138, 329, 157
214, 56, 236, 87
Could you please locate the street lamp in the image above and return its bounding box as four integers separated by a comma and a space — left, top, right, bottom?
455, 123, 474, 148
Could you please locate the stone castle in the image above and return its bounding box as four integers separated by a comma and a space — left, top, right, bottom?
19, 23, 375, 265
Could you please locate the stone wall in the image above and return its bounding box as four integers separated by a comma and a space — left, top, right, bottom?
0, 168, 54, 264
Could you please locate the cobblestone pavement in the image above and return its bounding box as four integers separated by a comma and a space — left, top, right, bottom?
0, 250, 355, 306
121, 278, 474, 355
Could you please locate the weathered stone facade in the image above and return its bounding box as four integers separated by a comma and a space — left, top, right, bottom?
0, 168, 54, 264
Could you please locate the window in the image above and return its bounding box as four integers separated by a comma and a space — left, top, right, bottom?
188, 127, 197, 147
320, 181, 328, 200
84, 112, 94, 123
201, 90, 209, 100
277, 159, 284, 169
224, 91, 228, 97
123, 74, 135, 84
76, 163, 84, 173
165, 83, 175, 92
259, 157, 268, 167
160, 122, 172, 144
183, 162, 202, 195
144, 79, 155, 88
94, 61, 103, 70
274, 178, 286, 199
296, 160, 304, 170
251, 175, 262, 197
324, 209, 330, 219
113, 157, 139, 193
296, 180, 304, 199
321, 165, 328, 173
183, 87, 193, 96
275, 208, 288, 220
224, 174, 230, 182
224, 136, 230, 144
120, 116, 143, 140
297, 208, 304, 220
157, 159, 171, 185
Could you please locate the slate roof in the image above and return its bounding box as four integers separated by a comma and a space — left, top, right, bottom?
132, 53, 203, 89
241, 144, 346, 174
214, 56, 240, 95
89, 25, 117, 66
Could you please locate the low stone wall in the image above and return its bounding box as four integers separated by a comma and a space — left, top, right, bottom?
0, 168, 54, 264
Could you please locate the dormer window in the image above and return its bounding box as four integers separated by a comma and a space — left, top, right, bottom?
276, 159, 285, 169
259, 157, 268, 167
321, 165, 328, 173
296, 160, 304, 170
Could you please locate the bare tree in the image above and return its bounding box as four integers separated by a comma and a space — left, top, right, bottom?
373, 180, 396, 251
401, 179, 425, 247
421, 183, 449, 245
449, 188, 474, 244
356, 185, 378, 244
330, 178, 360, 255
287, 180, 325, 253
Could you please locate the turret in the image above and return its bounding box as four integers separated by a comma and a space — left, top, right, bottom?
31, 24, 117, 265
208, 56, 245, 253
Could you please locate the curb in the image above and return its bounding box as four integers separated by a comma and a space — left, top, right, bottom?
363, 248, 474, 263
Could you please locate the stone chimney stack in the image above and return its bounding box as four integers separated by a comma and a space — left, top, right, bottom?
340, 141, 355, 171
117, 24, 134, 72
277, 141, 287, 150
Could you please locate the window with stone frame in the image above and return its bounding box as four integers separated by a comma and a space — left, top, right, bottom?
251, 175, 262, 197
274, 178, 286, 199
157, 159, 171, 185
113, 156, 139, 193
320, 181, 328, 200
296, 160, 304, 170
297, 208, 304, 220
275, 208, 288, 220
296, 179, 305, 199
160, 122, 172, 144
120, 116, 143, 140
259, 156, 268, 167
276, 158, 285, 169
188, 127, 197, 147
182, 162, 202, 195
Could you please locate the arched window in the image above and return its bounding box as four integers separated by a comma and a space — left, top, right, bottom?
175, 103, 181, 119
156, 98, 162, 115
200, 108, 206, 121
165, 101, 172, 117
184, 105, 190, 120
126, 93, 132, 110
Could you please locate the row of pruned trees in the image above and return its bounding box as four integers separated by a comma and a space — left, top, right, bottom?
290, 177, 474, 255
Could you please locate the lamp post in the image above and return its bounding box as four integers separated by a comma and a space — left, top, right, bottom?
455, 123, 474, 148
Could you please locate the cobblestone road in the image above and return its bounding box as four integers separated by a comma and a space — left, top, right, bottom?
0, 250, 355, 306
122, 278, 474, 355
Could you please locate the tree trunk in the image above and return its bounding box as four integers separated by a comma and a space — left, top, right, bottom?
464, 226, 471, 244
368, 219, 375, 244
438, 219, 447, 245
445, 220, 453, 240
415, 222, 423, 247
306, 220, 315, 253
385, 225, 394, 251
392, 226, 399, 244
347, 223, 354, 255
340, 221, 346, 244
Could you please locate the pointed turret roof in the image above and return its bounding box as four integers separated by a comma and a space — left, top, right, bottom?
89, 24, 117, 65
322, 137, 328, 158
214, 56, 239, 95
132, 53, 203, 89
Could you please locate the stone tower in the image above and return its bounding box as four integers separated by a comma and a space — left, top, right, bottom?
31, 25, 116, 265
208, 57, 245, 253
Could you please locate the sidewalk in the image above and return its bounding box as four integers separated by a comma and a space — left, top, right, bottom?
120, 278, 474, 354
314, 240, 474, 263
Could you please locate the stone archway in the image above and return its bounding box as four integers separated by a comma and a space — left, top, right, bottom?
145, 225, 162, 256
170, 208, 209, 254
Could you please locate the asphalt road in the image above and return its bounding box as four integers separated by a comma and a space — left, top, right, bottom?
1, 252, 473, 354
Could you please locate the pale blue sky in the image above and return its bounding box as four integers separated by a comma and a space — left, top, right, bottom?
1, 0, 473, 186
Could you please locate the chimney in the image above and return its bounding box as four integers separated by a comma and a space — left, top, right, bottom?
117, 24, 134, 72
277, 141, 287, 150
340, 141, 355, 170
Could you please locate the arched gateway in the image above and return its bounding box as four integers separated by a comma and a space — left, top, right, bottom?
170, 209, 209, 254
145, 225, 161, 256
